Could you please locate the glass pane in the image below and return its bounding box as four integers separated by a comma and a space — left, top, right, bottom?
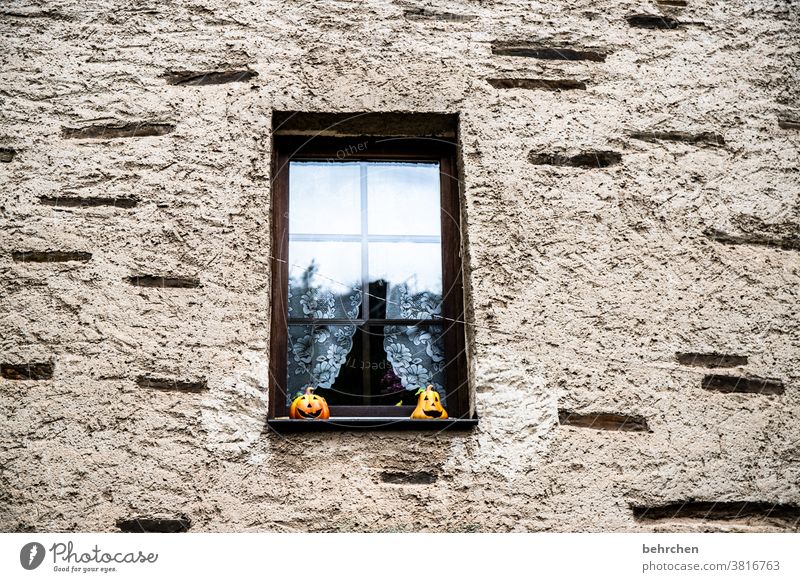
287, 324, 358, 405
284, 158, 451, 413
289, 161, 360, 235
288, 241, 362, 319
367, 162, 441, 236
368, 242, 442, 319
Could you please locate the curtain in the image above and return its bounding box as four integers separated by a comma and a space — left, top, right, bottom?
286, 267, 362, 405
383, 284, 446, 403
286, 273, 446, 405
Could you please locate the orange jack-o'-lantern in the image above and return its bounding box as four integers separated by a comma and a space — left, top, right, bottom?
290, 387, 330, 420
410, 385, 448, 419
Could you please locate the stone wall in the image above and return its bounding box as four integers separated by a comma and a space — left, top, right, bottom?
1, 0, 798, 532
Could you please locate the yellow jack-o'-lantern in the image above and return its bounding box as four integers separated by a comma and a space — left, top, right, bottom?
410, 385, 448, 419
289, 387, 330, 420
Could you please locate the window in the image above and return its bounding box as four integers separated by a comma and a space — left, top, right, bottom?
268, 113, 473, 429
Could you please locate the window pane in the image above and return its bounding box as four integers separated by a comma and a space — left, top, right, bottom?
368, 242, 442, 319
367, 162, 441, 236
289, 161, 360, 235
288, 241, 362, 319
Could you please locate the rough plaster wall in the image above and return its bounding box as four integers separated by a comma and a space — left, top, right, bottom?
1, 0, 799, 532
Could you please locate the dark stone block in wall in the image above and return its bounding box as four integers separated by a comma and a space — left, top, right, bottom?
163, 69, 258, 86
12, 251, 92, 262
626, 14, 681, 29
701, 375, 784, 395
529, 150, 622, 168
125, 275, 201, 288
1, 363, 54, 380
492, 43, 608, 62
675, 353, 748, 368
487, 78, 586, 91
628, 130, 725, 146
404, 8, 477, 22
136, 376, 208, 392
632, 501, 800, 525
559, 411, 650, 432
380, 471, 438, 484
62, 122, 175, 139
116, 516, 191, 533
39, 195, 138, 208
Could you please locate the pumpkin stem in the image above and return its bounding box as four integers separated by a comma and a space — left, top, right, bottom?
305, 386, 315, 395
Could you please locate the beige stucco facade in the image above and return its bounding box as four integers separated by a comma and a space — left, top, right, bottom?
1, 0, 799, 532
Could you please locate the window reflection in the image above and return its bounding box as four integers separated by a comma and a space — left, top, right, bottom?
367, 162, 441, 236
289, 162, 360, 235
288, 242, 362, 319
368, 242, 442, 319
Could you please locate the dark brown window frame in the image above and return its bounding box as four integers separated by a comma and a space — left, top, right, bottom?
268, 134, 475, 430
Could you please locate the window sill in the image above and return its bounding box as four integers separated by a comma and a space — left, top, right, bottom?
266, 416, 478, 432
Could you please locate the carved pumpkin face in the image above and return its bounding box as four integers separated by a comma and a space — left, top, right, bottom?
290, 387, 330, 420
410, 385, 448, 419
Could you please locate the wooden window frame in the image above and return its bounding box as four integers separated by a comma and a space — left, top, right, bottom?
268, 135, 474, 429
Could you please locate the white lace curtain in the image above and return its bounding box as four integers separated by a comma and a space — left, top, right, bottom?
383, 284, 446, 403
286, 277, 445, 405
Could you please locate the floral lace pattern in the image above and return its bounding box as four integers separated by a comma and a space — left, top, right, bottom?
385, 283, 442, 320
288, 284, 362, 320
383, 324, 446, 402
383, 284, 446, 402
287, 324, 357, 404
286, 271, 446, 404
286, 261, 362, 404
